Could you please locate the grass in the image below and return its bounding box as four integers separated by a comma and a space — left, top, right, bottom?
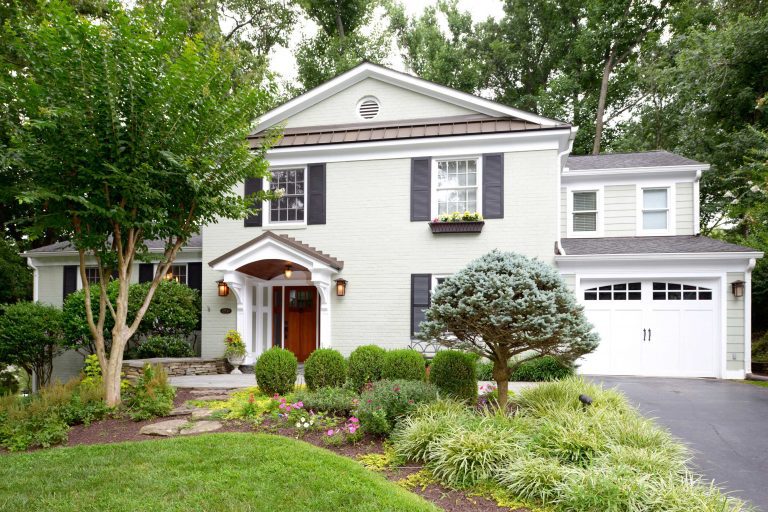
0, 433, 438, 512
742, 379, 768, 388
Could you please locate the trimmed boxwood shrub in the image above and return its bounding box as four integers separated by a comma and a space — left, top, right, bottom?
255, 347, 297, 396
356, 379, 438, 435
127, 335, 194, 359
512, 355, 573, 382
348, 345, 386, 391
381, 349, 425, 381
304, 349, 347, 390
430, 350, 477, 401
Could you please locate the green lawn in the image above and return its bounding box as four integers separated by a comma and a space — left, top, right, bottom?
743, 379, 768, 388
0, 433, 438, 512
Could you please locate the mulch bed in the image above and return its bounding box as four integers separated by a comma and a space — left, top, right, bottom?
11, 388, 530, 512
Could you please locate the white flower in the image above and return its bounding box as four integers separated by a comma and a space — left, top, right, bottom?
274, 188, 286, 198
748, 180, 754, 186
295, 422, 300, 428
724, 191, 735, 198
731, 198, 740, 204
751, 185, 760, 193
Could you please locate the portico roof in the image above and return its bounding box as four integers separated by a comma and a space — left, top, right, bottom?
208, 231, 343, 271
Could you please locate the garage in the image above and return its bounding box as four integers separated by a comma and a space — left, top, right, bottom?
577, 279, 720, 377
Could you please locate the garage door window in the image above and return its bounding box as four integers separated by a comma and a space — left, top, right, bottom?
652, 282, 712, 300
584, 282, 641, 301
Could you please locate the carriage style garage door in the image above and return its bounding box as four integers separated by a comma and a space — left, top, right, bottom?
578, 279, 719, 378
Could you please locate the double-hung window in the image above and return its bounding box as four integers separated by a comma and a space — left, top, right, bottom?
642, 188, 669, 231
268, 168, 306, 224
572, 191, 598, 233
164, 264, 187, 285
435, 158, 480, 215
84, 267, 101, 285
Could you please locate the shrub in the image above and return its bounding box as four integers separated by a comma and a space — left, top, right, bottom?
255, 347, 297, 396
0, 365, 20, 395
476, 360, 493, 381
128, 335, 194, 359
0, 301, 65, 387
381, 349, 425, 381
356, 379, 438, 436
123, 364, 176, 421
752, 332, 768, 361
429, 350, 477, 401
304, 349, 347, 390
293, 386, 359, 416
348, 345, 386, 391
512, 356, 574, 382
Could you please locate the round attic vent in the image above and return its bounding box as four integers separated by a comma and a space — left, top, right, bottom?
357, 97, 380, 120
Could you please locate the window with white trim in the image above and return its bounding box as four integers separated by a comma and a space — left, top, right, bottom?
584, 282, 642, 301
572, 191, 598, 232
642, 188, 669, 230
84, 267, 101, 285
268, 168, 306, 223
164, 264, 187, 285
435, 158, 479, 215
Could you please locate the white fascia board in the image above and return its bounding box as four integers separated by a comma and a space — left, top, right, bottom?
254, 63, 564, 133
562, 164, 710, 178
556, 252, 763, 275
556, 252, 763, 263
266, 128, 573, 167
25, 248, 203, 267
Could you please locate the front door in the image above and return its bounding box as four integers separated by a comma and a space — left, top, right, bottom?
283, 286, 318, 362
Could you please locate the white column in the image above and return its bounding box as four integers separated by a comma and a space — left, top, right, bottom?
311, 269, 333, 350
224, 272, 254, 363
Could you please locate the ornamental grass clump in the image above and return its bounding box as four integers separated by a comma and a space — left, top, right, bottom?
123, 364, 175, 421
255, 347, 297, 396
303, 348, 347, 390
391, 400, 474, 462
496, 456, 571, 504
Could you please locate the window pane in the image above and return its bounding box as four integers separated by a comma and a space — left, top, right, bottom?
628, 292, 641, 300
573, 191, 597, 211
643, 189, 668, 209
628, 282, 641, 290
584, 291, 597, 300
643, 211, 668, 230
614, 292, 626, 300
269, 168, 305, 223
573, 212, 597, 232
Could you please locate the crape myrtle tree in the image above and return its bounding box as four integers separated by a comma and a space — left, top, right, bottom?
1, 0, 279, 405
419, 251, 599, 409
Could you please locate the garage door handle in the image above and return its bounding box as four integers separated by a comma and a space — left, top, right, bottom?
648, 328, 651, 342
643, 328, 646, 341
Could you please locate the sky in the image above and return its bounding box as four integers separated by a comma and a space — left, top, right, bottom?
268, 0, 505, 85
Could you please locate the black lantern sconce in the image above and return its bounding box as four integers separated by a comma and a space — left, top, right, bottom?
217, 280, 230, 297
335, 279, 348, 297
731, 280, 745, 298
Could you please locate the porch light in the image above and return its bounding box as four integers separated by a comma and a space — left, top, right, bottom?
731, 280, 745, 298
335, 278, 347, 297
217, 280, 230, 297
284, 264, 293, 279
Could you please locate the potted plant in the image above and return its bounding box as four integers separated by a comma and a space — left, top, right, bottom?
429, 211, 485, 233
223, 329, 247, 374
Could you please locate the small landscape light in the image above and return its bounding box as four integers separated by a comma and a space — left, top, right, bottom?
578, 394, 593, 407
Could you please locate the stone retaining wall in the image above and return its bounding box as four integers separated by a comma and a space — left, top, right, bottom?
122, 357, 227, 379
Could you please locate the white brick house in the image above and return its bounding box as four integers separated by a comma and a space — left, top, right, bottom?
25, 63, 762, 380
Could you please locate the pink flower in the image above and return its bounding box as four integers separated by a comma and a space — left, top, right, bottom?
349, 417, 359, 423
348, 426, 357, 434
326, 429, 335, 436
296, 401, 304, 408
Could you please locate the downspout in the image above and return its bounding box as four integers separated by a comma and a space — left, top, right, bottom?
26, 257, 40, 393
746, 257, 756, 377
555, 127, 578, 256
694, 169, 702, 235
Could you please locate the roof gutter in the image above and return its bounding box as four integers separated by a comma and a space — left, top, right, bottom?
555, 251, 764, 262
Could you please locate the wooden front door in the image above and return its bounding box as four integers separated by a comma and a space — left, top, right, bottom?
283, 286, 318, 362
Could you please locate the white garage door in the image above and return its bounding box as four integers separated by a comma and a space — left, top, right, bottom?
578, 279, 719, 378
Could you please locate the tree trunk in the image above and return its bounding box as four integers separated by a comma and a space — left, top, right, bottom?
492, 358, 511, 410
335, 10, 345, 39
592, 51, 614, 155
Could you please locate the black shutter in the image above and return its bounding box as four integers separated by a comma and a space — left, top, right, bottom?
482, 153, 504, 219
307, 163, 326, 225
411, 274, 432, 337
187, 262, 202, 292
410, 157, 431, 221
244, 177, 263, 227
138, 263, 154, 283
63, 265, 78, 300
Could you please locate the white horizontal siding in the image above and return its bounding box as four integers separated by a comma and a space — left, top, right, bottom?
560, 187, 567, 237
676, 181, 695, 235
603, 184, 636, 236
726, 271, 745, 371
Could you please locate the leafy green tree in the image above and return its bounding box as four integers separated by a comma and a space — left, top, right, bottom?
1, 0, 278, 405
0, 302, 65, 388
0, 239, 31, 303
419, 251, 598, 409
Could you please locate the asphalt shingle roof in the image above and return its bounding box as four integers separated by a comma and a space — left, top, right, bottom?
25, 234, 203, 254
566, 150, 705, 171
560, 236, 759, 255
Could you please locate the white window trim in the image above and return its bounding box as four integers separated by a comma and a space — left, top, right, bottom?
430, 155, 482, 219
431, 274, 451, 294
637, 184, 676, 236
156, 262, 188, 285
567, 186, 604, 238
262, 165, 308, 228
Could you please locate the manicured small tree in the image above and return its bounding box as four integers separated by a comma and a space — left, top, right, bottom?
255, 347, 298, 396
420, 251, 598, 409
303, 349, 347, 390
348, 345, 386, 391
429, 350, 477, 401
381, 349, 426, 381
0, 302, 66, 388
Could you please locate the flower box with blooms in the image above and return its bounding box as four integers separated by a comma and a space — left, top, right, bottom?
429, 211, 484, 233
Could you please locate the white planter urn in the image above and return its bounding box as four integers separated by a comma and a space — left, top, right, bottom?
227, 354, 246, 375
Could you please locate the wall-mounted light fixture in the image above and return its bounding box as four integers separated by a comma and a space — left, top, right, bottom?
731, 280, 745, 298
217, 280, 230, 297
284, 264, 293, 279
335, 278, 348, 297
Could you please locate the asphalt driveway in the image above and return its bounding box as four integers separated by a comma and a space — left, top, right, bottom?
592, 376, 768, 509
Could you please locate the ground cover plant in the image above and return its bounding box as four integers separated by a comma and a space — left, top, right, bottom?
122, 364, 176, 421
356, 379, 438, 435
0, 433, 439, 512
391, 377, 752, 512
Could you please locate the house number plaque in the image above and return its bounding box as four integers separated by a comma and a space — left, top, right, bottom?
220, 308, 232, 314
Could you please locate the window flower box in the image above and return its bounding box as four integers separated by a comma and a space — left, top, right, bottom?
429, 221, 485, 234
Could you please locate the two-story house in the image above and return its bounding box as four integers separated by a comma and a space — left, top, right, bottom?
25, 63, 762, 381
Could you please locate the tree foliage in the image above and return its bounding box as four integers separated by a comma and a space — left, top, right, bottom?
0, 302, 65, 388
420, 251, 598, 408
0, 0, 278, 405
0, 239, 32, 304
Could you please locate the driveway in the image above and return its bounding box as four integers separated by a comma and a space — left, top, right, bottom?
591, 377, 768, 510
